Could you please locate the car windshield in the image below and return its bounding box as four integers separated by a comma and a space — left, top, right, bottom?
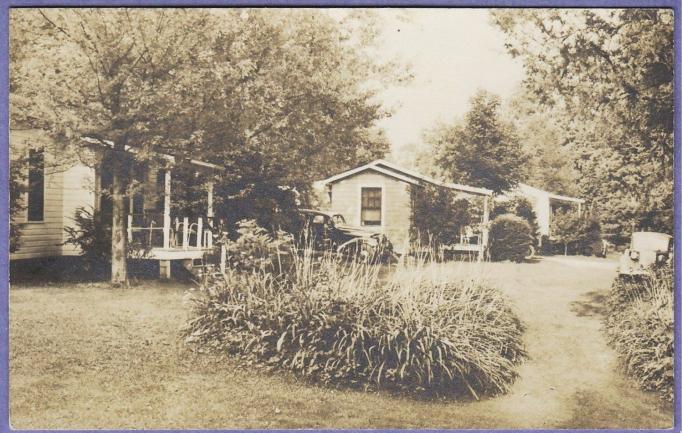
631, 232, 671, 251
332, 214, 346, 225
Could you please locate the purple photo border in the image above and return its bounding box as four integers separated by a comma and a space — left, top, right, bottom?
0, 1, 679, 432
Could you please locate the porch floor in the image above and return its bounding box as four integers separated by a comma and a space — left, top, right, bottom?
129, 246, 213, 261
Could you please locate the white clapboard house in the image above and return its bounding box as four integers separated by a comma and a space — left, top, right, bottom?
10, 128, 223, 278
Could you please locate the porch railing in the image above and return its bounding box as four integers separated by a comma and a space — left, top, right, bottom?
127, 213, 214, 251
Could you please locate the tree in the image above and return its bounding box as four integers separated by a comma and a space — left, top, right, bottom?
502, 90, 579, 196
425, 90, 528, 194
11, 9, 404, 284
409, 185, 470, 247
550, 209, 582, 256
11, 10, 219, 285
550, 209, 601, 256
491, 9, 673, 237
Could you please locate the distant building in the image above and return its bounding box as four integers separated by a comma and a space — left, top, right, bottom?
499, 183, 585, 240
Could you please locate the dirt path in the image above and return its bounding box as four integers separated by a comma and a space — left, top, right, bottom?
476, 256, 672, 428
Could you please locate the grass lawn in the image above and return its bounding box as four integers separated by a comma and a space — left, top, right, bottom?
9, 258, 673, 429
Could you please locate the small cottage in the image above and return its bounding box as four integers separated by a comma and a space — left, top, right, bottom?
317, 160, 492, 256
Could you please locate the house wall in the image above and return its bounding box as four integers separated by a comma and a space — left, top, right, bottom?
10, 129, 96, 260
329, 171, 412, 253
61, 162, 97, 255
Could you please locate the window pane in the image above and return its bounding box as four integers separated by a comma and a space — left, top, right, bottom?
27, 149, 44, 222
361, 188, 381, 225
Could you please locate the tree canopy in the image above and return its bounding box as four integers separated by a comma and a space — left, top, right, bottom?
10, 9, 405, 283
424, 90, 528, 194
491, 9, 674, 236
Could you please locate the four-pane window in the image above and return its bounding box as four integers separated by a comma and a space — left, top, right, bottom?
361, 187, 382, 226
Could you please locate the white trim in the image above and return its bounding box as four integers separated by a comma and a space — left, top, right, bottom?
319, 159, 493, 196
374, 159, 493, 196
322, 162, 420, 186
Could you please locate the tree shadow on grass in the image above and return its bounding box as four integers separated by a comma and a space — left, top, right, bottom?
570, 290, 610, 317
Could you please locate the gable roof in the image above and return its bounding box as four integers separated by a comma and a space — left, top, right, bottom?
318, 159, 493, 196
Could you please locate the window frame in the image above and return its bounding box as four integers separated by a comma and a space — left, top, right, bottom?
26, 148, 45, 223
359, 186, 383, 227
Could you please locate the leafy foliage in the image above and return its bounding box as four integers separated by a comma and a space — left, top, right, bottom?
550, 209, 601, 255
605, 264, 673, 401
184, 245, 526, 398
489, 214, 532, 262
409, 185, 471, 247
502, 92, 580, 196
222, 219, 294, 273
9, 157, 26, 253
491, 196, 539, 242
63, 207, 112, 275
10, 9, 406, 283
492, 9, 673, 237
425, 90, 528, 194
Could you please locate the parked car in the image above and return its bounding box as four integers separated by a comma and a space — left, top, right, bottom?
296, 209, 394, 262
618, 231, 673, 276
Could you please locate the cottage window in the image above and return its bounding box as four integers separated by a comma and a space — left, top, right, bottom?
27, 148, 45, 222
361, 187, 382, 226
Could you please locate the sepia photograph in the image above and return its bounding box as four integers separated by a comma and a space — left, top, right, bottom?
4, 6, 677, 430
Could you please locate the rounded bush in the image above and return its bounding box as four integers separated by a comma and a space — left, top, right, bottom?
183, 250, 526, 398
489, 214, 533, 262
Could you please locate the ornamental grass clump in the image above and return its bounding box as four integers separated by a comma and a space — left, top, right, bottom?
605, 264, 673, 402
183, 246, 526, 398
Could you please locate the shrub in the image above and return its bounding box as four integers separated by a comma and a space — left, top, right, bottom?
222, 219, 294, 273
605, 264, 673, 401
409, 184, 471, 247
10, 157, 27, 253
489, 214, 532, 262
491, 196, 539, 242
183, 246, 526, 398
63, 206, 112, 274
550, 209, 601, 255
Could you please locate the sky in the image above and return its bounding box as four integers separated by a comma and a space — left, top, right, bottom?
365, 9, 525, 162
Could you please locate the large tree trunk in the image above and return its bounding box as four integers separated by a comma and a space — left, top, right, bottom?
110, 148, 128, 286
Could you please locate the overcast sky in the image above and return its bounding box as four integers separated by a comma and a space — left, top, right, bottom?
367, 9, 525, 160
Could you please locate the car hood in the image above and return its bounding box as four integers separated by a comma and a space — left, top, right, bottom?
335, 223, 382, 238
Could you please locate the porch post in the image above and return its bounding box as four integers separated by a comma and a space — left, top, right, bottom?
163, 169, 171, 249
207, 181, 214, 224
93, 164, 101, 214
127, 214, 133, 243
480, 195, 490, 262
196, 218, 203, 248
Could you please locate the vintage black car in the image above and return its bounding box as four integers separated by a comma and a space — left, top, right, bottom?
296, 209, 394, 262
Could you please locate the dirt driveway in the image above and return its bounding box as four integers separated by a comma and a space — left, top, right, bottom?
476, 255, 672, 428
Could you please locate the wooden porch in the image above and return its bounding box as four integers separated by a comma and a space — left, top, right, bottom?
120, 165, 225, 278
